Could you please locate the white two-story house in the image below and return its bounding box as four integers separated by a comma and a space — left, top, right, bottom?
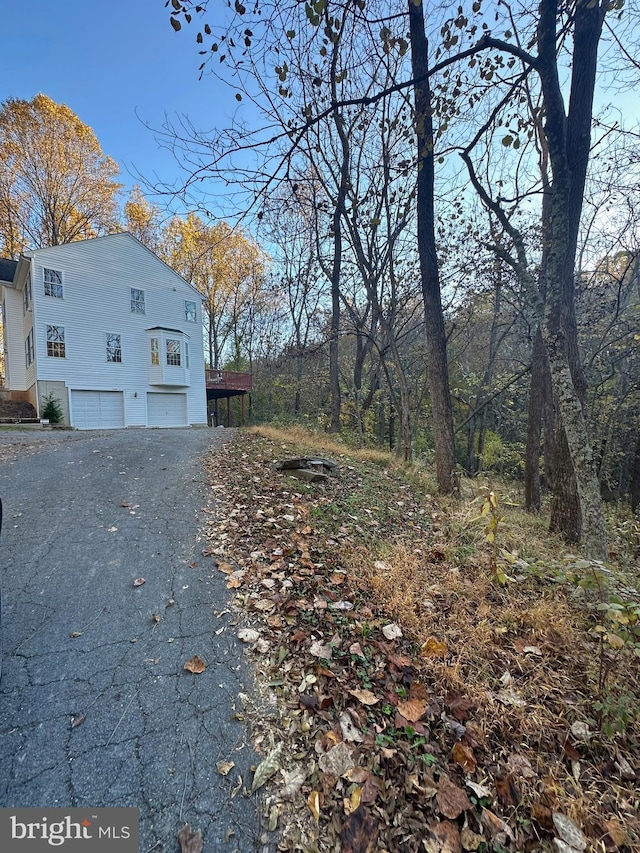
0, 232, 207, 429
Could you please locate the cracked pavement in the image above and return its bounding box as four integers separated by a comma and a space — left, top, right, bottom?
0, 427, 270, 852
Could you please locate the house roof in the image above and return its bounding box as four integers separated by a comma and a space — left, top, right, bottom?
0, 257, 18, 284
146, 326, 189, 335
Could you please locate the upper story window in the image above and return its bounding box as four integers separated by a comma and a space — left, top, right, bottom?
44, 268, 63, 299
23, 274, 32, 312
185, 300, 197, 322
46, 324, 65, 358
25, 329, 34, 367
166, 338, 181, 367
150, 337, 159, 365
106, 333, 122, 363
130, 287, 145, 314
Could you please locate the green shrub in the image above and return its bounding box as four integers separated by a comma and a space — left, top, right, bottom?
41, 393, 63, 424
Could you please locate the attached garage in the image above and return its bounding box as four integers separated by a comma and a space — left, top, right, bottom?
70, 390, 125, 430
147, 392, 188, 427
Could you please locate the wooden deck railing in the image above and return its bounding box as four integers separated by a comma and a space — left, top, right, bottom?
205, 369, 253, 392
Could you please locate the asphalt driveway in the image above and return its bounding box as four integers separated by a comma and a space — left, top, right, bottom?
0, 427, 269, 852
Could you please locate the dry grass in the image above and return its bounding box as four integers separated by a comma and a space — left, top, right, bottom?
248, 424, 402, 469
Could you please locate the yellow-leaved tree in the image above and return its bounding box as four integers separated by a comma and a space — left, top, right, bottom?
0, 93, 122, 256
164, 213, 267, 369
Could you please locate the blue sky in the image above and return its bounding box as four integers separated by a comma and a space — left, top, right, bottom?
0, 1, 233, 204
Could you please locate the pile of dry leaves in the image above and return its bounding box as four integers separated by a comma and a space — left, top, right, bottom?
202, 427, 639, 853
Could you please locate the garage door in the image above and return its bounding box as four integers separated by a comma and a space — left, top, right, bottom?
147, 392, 188, 427
70, 390, 125, 429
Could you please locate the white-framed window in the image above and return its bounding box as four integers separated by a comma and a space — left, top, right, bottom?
46, 324, 65, 358
185, 300, 197, 322
150, 337, 159, 366
23, 274, 32, 312
25, 329, 34, 367
130, 287, 145, 314
185, 342, 190, 369
166, 338, 181, 367
44, 268, 63, 298
106, 333, 122, 363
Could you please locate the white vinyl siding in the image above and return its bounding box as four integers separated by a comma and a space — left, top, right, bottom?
71, 390, 125, 429
147, 392, 188, 427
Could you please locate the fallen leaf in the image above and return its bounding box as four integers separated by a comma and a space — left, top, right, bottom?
217, 761, 235, 776
120, 500, 131, 507
388, 652, 413, 668
69, 631, 82, 639
495, 773, 520, 807
280, 766, 307, 800
307, 790, 321, 822
183, 655, 206, 674
436, 776, 472, 819
446, 693, 475, 721
452, 742, 476, 774
133, 577, 145, 587
349, 688, 379, 706
108, 526, 118, 533
341, 805, 378, 853
397, 698, 427, 723
216, 561, 235, 574
423, 820, 462, 853
603, 817, 628, 847
569, 721, 592, 742
460, 826, 485, 851
251, 742, 283, 793
494, 688, 526, 707
237, 628, 260, 644
382, 622, 403, 640
481, 808, 515, 842
178, 824, 203, 853
552, 813, 587, 851
253, 598, 275, 612
152, 613, 161, 624
344, 786, 362, 816
465, 780, 491, 800
507, 751, 536, 779
309, 640, 333, 659
339, 710, 364, 743
316, 665, 336, 678
318, 741, 355, 777
422, 636, 448, 658
70, 714, 86, 729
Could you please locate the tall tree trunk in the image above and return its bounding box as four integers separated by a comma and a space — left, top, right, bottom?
525, 328, 547, 510
630, 435, 640, 513
536, 0, 608, 560
408, 0, 456, 492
